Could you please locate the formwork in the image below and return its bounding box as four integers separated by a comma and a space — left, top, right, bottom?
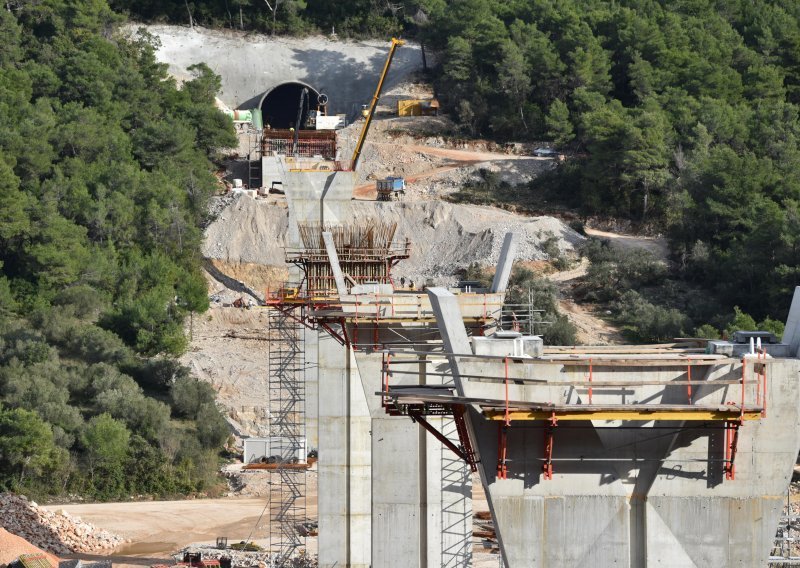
262, 130, 337, 160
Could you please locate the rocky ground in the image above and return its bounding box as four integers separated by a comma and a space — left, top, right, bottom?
202, 194, 584, 291
0, 493, 125, 555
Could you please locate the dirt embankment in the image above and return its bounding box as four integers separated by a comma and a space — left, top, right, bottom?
202, 194, 584, 290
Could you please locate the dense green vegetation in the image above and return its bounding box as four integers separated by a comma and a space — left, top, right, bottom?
110, 0, 405, 38
424, 0, 800, 324
0, 2, 235, 499
577, 239, 785, 342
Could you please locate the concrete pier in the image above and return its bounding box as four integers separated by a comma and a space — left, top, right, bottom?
277, 161, 483, 567
418, 288, 800, 567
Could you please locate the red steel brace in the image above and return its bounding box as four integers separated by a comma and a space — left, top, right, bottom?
497, 423, 509, 480
687, 363, 692, 403
497, 357, 512, 480
724, 419, 741, 481
543, 411, 557, 480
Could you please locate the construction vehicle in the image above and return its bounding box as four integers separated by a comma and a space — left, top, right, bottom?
350, 37, 405, 170
376, 176, 405, 201
397, 98, 439, 116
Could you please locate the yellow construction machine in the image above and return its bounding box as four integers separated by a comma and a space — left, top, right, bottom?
350, 37, 405, 170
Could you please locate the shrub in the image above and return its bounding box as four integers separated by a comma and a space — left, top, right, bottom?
615, 291, 689, 343
694, 324, 721, 339
171, 376, 218, 419
723, 306, 758, 338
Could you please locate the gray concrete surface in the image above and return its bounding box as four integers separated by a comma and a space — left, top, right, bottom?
490, 233, 517, 293
426, 301, 800, 567
134, 25, 424, 118
277, 156, 476, 567
783, 286, 800, 357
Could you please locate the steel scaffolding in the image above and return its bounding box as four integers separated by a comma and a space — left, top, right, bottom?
268, 308, 307, 566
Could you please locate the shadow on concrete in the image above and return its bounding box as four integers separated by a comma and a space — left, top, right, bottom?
290, 46, 420, 121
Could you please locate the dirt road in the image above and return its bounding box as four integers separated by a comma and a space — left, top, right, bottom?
352, 142, 551, 199
544, 259, 625, 345
584, 227, 668, 260
43, 498, 271, 557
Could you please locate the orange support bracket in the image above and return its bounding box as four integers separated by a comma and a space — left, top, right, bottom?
757, 349, 768, 418
724, 419, 741, 481
497, 423, 509, 480
543, 411, 557, 480
687, 362, 692, 403
452, 405, 478, 473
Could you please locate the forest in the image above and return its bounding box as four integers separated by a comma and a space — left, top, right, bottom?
113, 0, 800, 330
0, 2, 234, 499
3, 0, 800, 498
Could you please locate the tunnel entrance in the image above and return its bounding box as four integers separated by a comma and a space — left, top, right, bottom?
259, 82, 321, 130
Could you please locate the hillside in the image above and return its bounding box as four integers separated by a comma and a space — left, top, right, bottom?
2, 0, 800, 506
0, 3, 233, 500
124, 0, 800, 328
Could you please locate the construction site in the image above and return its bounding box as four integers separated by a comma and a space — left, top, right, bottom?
4, 24, 800, 568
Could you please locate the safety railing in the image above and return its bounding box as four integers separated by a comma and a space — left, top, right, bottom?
379, 348, 770, 481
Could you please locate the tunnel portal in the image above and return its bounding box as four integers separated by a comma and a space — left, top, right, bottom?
259, 82, 321, 130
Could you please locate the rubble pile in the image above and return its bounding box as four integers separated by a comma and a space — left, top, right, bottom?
0, 494, 125, 554
203, 195, 584, 288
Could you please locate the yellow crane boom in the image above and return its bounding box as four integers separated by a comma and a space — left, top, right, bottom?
350, 37, 405, 171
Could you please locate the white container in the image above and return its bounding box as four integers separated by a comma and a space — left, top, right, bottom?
233, 178, 243, 188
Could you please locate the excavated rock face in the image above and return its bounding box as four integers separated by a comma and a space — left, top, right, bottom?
0, 494, 125, 554
202, 194, 583, 289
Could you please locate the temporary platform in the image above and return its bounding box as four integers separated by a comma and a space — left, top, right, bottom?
369, 287, 800, 567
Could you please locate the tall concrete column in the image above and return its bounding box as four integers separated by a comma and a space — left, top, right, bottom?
304, 326, 319, 451
354, 333, 472, 568
317, 332, 371, 568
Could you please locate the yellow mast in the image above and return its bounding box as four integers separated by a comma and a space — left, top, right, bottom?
350, 37, 405, 170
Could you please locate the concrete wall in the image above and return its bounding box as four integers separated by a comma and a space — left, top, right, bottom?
316, 334, 371, 567
425, 288, 800, 567
279, 162, 474, 567
350, 341, 472, 568
461, 358, 800, 567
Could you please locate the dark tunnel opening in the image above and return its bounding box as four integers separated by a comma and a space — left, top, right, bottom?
260, 82, 320, 130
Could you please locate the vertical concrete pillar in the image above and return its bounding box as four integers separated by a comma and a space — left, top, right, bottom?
425, 420, 472, 567
783, 286, 800, 357
305, 326, 319, 451
317, 333, 371, 568
490, 232, 518, 293
353, 336, 472, 568
371, 418, 422, 568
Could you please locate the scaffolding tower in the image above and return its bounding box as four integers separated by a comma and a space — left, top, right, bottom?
268, 307, 306, 566
247, 126, 262, 190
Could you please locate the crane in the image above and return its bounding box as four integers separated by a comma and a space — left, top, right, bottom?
350, 37, 405, 171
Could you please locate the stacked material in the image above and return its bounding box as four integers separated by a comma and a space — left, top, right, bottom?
0, 494, 124, 554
